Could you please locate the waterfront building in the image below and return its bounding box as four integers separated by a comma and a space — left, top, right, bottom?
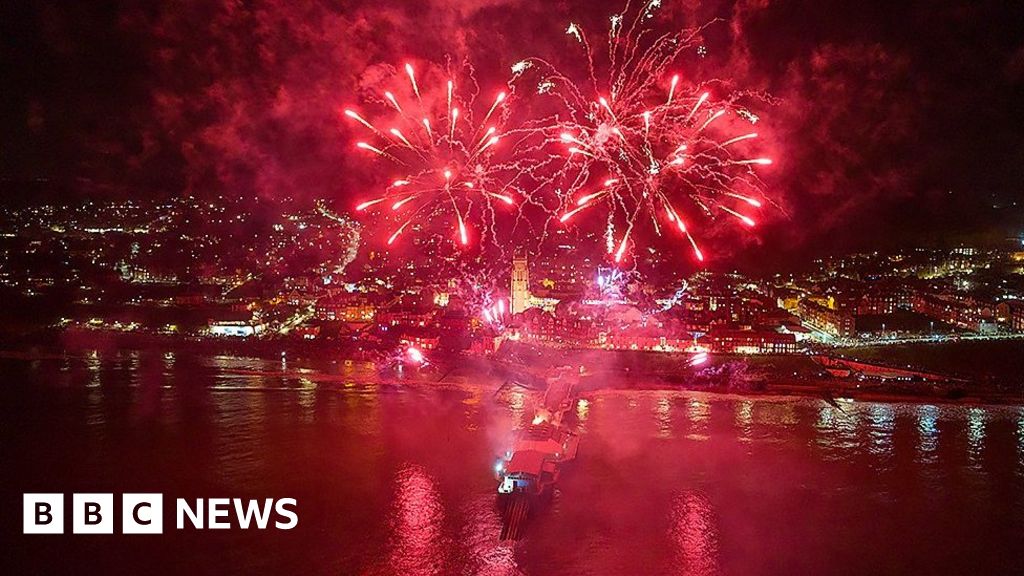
208, 320, 264, 337
706, 329, 799, 354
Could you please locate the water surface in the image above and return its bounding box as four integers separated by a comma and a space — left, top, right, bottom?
4, 350, 1023, 575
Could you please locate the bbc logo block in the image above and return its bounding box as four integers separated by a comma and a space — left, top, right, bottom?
73, 493, 114, 534
24, 493, 163, 534
122, 493, 163, 534
23, 494, 64, 534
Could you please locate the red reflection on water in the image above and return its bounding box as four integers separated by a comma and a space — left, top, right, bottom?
670, 491, 720, 576
382, 463, 448, 576
459, 495, 523, 576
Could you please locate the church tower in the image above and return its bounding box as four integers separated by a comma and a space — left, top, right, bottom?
510, 252, 529, 315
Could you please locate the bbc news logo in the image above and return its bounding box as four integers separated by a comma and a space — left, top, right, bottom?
23, 494, 298, 534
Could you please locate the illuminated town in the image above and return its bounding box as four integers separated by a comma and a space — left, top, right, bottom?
4, 198, 1021, 341
3, 196, 1023, 397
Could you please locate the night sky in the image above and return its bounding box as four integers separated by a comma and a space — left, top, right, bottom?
2, 0, 1023, 267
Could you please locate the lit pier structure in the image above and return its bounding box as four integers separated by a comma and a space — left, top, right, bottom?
495, 366, 582, 540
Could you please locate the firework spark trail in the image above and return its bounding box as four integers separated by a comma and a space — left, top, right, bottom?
510, 1, 774, 265
480, 293, 510, 330
436, 274, 515, 332
345, 60, 541, 251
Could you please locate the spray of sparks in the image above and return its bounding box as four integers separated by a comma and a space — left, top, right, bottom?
345, 61, 527, 249
450, 275, 513, 331
480, 294, 510, 329
511, 1, 773, 265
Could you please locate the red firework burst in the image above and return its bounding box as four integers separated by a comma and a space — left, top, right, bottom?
511, 1, 774, 264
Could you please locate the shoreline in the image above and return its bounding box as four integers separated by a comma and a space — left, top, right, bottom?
3, 335, 1023, 407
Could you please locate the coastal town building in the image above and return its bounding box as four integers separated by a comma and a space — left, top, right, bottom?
315, 295, 376, 323
705, 329, 799, 354
796, 299, 856, 338
1011, 303, 1024, 332
911, 291, 997, 332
